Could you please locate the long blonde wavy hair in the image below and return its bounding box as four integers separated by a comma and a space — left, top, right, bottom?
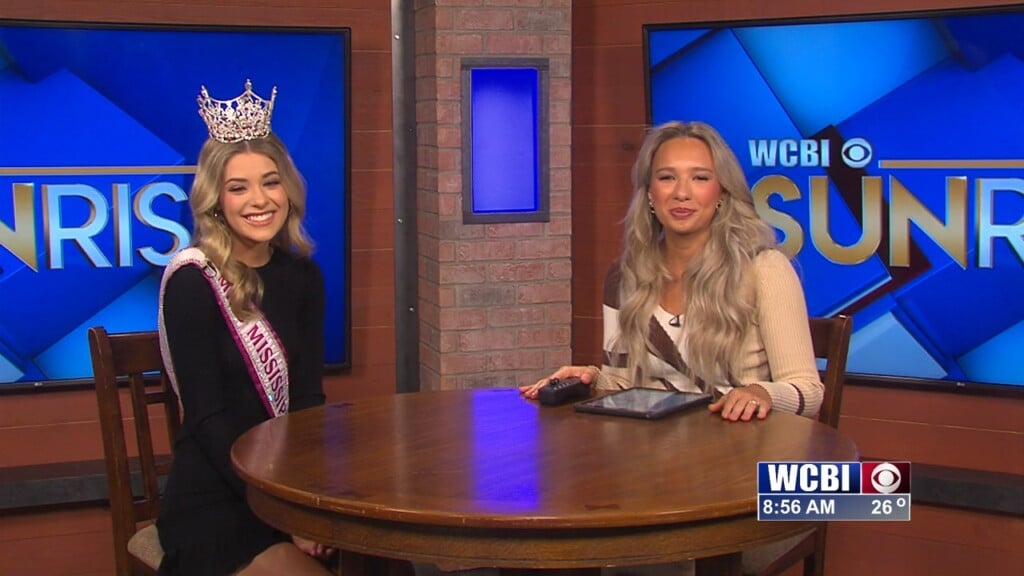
189, 133, 314, 320
617, 121, 777, 387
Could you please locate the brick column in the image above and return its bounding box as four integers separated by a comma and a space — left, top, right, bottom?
415, 0, 572, 390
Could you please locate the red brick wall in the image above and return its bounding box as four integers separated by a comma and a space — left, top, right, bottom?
416, 0, 573, 390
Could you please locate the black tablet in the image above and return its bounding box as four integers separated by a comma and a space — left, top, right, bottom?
573, 388, 712, 420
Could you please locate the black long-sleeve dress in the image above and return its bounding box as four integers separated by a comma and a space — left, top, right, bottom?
156, 249, 325, 576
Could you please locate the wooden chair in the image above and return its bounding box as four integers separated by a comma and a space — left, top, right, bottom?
747, 314, 853, 576
89, 327, 181, 576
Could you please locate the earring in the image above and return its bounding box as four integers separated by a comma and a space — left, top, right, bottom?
648, 199, 656, 214
716, 200, 723, 209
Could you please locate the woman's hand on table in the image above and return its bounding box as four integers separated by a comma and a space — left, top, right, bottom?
708, 384, 772, 421
292, 535, 336, 561
519, 365, 599, 400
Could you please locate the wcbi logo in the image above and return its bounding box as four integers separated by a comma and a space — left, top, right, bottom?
758, 461, 911, 494
748, 137, 873, 169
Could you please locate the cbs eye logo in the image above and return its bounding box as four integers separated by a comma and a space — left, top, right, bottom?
841, 138, 873, 169
861, 461, 911, 494
870, 462, 901, 493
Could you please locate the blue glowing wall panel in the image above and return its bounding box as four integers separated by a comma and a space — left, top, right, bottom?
0, 23, 350, 386
469, 68, 540, 214
647, 10, 1024, 388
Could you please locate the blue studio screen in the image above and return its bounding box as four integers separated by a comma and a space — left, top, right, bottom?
0, 24, 350, 387
648, 9, 1024, 389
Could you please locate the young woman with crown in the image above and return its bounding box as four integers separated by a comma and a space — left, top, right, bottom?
155, 80, 335, 576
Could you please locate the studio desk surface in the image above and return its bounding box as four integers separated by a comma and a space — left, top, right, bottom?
231, 388, 859, 575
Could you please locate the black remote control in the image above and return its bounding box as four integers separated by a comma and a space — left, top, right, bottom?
538, 376, 591, 406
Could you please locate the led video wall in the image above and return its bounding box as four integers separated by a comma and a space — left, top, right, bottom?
0, 23, 351, 387
647, 9, 1024, 390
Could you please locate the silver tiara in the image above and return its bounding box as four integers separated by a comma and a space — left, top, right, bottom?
197, 79, 277, 143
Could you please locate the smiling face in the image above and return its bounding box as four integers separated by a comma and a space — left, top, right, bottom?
648, 136, 723, 245
219, 151, 289, 266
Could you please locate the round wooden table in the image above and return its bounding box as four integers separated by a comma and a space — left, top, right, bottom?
232, 388, 859, 574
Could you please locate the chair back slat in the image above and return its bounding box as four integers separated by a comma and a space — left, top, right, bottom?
129, 373, 162, 505
751, 315, 854, 576
159, 373, 182, 449
806, 314, 852, 576
809, 314, 853, 430
89, 327, 179, 576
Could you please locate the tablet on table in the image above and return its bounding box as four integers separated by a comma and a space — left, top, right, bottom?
573, 387, 712, 420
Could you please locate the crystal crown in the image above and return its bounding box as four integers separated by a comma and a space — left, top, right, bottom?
197, 79, 277, 143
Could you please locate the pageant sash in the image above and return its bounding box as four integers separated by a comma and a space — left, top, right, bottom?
158, 247, 289, 418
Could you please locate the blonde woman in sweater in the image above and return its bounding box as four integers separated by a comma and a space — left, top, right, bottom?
521, 120, 823, 421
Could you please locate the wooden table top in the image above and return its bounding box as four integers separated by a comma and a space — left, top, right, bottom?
232, 388, 859, 532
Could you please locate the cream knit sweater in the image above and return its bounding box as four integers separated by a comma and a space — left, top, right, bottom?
598, 249, 824, 417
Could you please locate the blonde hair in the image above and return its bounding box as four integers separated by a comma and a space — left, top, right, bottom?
618, 121, 777, 386
189, 133, 314, 320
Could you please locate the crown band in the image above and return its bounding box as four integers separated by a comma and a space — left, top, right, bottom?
197, 79, 277, 143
